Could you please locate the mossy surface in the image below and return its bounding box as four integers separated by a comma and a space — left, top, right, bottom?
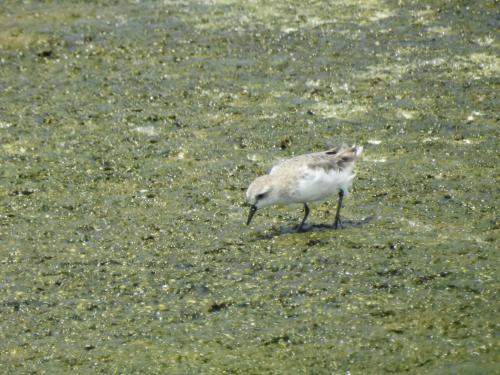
0, 1, 498, 374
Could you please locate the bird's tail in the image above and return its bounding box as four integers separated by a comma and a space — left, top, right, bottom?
353, 145, 363, 158
336, 144, 363, 162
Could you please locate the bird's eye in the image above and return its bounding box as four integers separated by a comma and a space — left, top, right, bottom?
256, 192, 267, 200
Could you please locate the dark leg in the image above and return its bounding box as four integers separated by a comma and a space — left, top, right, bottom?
333, 190, 344, 229
298, 203, 310, 232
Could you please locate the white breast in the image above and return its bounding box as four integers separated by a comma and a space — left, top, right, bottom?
293, 167, 354, 203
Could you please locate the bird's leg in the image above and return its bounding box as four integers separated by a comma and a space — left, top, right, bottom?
333, 189, 344, 229
298, 203, 310, 232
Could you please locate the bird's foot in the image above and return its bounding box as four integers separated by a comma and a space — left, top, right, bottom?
333, 219, 343, 230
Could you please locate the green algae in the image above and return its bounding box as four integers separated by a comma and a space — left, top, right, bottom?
0, 0, 498, 373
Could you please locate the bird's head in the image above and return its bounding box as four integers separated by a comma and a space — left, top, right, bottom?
245, 175, 276, 225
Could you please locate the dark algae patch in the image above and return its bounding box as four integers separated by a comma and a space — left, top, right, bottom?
0, 0, 497, 374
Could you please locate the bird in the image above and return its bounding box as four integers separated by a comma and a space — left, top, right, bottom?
246, 144, 362, 231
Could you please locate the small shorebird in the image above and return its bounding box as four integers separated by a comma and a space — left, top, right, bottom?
246, 144, 362, 231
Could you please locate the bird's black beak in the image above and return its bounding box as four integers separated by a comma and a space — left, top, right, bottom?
247, 205, 258, 225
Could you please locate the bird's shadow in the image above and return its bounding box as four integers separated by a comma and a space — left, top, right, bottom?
254, 216, 373, 240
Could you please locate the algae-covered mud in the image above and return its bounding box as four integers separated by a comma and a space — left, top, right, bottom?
1, 0, 498, 373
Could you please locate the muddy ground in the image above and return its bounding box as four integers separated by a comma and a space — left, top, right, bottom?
0, 1, 498, 373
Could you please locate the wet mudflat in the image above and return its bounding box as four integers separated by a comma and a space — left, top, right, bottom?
0, 0, 498, 373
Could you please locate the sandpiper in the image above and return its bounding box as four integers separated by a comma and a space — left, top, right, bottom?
246, 144, 362, 231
